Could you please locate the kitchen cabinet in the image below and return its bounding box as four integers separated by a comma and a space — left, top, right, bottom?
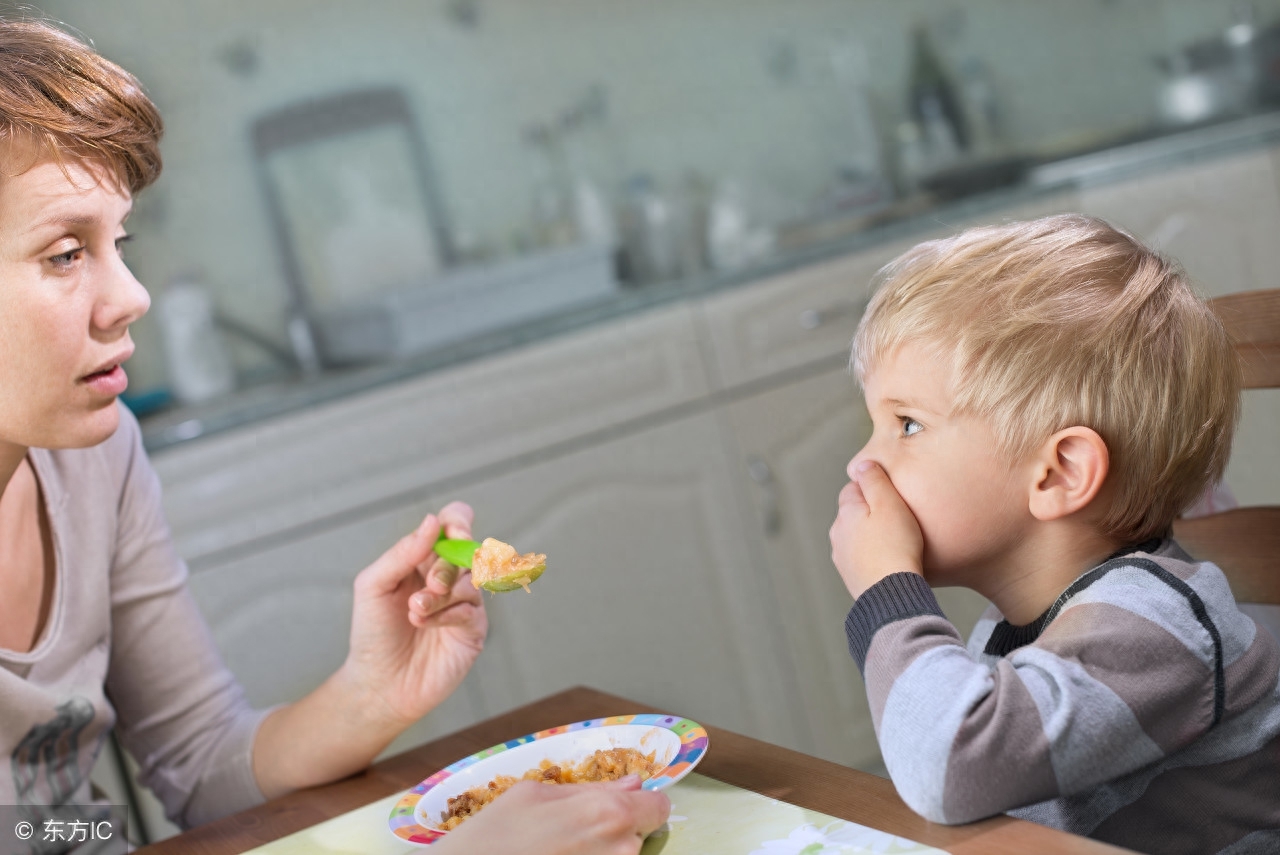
696, 237, 923, 390
719, 366, 877, 767
152, 302, 711, 570
1077, 148, 1280, 300
421, 410, 808, 752
174, 406, 808, 758
149, 297, 807, 754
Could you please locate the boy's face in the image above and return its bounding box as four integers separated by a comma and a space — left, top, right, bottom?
852, 343, 1033, 587
0, 157, 149, 452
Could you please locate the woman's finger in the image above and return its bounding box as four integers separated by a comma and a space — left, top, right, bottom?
410, 565, 482, 620
423, 556, 459, 592
356, 515, 440, 598
437, 501, 474, 540
626, 788, 672, 838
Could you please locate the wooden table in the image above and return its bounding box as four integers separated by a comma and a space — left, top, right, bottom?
137, 686, 1133, 855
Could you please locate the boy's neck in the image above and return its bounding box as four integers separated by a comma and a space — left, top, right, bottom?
979, 522, 1128, 626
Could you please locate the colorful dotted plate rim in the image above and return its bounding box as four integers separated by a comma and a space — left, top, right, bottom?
388, 713, 709, 845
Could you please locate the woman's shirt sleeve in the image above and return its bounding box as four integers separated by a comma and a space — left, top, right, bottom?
103, 408, 270, 829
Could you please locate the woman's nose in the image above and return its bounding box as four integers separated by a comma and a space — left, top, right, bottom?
93, 258, 150, 333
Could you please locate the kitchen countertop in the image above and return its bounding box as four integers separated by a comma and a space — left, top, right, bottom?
139, 109, 1280, 453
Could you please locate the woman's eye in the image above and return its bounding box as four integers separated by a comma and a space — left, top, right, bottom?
116, 234, 134, 257
49, 246, 84, 269
900, 417, 923, 437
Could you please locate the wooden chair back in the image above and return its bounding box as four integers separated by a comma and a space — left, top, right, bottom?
1172, 288, 1280, 606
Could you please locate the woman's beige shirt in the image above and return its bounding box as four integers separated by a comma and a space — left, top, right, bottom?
0, 404, 267, 830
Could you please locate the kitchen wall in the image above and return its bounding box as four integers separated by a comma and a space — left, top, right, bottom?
20, 0, 1280, 391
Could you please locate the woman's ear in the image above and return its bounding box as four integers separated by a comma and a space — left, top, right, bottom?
1027, 427, 1110, 522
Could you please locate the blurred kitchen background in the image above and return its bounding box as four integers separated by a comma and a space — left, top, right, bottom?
16, 0, 1280, 844
22, 0, 1280, 418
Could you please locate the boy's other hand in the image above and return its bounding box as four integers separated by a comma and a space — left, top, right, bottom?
830, 460, 924, 599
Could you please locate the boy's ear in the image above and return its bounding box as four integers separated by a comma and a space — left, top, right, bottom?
1027, 427, 1110, 522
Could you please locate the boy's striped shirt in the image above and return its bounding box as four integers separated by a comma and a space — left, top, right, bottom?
845, 540, 1280, 854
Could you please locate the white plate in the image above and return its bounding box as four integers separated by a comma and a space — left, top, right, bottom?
388, 713, 709, 845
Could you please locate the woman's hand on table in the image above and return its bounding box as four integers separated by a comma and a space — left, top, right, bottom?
344, 501, 488, 727
435, 775, 671, 855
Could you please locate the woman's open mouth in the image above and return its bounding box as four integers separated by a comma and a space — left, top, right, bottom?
81, 363, 129, 397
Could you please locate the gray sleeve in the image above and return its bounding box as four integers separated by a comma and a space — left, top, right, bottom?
103, 408, 270, 829
852, 571, 1219, 826
844, 572, 947, 672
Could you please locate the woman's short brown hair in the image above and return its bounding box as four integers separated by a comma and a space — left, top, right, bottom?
0, 18, 162, 193
852, 214, 1242, 544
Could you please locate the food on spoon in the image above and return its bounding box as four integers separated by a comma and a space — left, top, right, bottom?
439, 747, 659, 830
470, 537, 546, 593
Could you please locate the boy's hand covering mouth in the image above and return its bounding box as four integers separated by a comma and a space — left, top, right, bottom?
829, 460, 925, 599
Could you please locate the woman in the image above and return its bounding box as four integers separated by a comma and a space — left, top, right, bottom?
0, 19, 668, 853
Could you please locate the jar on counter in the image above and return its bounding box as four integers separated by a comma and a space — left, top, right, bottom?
617, 174, 680, 285
157, 279, 237, 405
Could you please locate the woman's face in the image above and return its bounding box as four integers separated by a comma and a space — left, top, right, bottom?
0, 158, 149, 452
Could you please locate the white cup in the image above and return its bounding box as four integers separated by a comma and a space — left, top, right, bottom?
158, 281, 236, 405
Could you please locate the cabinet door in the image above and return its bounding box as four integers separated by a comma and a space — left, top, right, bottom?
441, 410, 809, 753
1078, 148, 1280, 299
152, 301, 709, 569
722, 366, 990, 769
697, 239, 920, 391
697, 189, 1082, 393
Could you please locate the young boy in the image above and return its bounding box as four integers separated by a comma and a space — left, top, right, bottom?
829, 214, 1280, 854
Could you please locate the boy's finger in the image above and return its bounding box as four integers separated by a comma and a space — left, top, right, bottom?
853, 461, 903, 512
837, 480, 868, 513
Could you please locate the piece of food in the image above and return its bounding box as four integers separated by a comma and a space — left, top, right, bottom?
439, 747, 659, 830
470, 537, 546, 593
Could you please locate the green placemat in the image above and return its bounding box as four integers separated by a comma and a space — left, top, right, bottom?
238, 773, 947, 854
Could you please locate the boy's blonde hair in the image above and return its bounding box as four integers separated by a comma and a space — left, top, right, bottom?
852, 214, 1241, 544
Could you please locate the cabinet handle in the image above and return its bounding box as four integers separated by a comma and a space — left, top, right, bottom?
798, 299, 864, 331
747, 456, 782, 537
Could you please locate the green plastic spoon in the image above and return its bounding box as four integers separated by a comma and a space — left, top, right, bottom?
433, 537, 482, 569
434, 537, 547, 593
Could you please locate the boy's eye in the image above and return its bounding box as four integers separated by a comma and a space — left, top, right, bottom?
900, 417, 923, 437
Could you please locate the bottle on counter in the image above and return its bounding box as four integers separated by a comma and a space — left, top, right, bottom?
894, 119, 929, 196
958, 56, 1002, 154
705, 179, 775, 273
617, 174, 679, 285
906, 23, 968, 166
157, 279, 237, 406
